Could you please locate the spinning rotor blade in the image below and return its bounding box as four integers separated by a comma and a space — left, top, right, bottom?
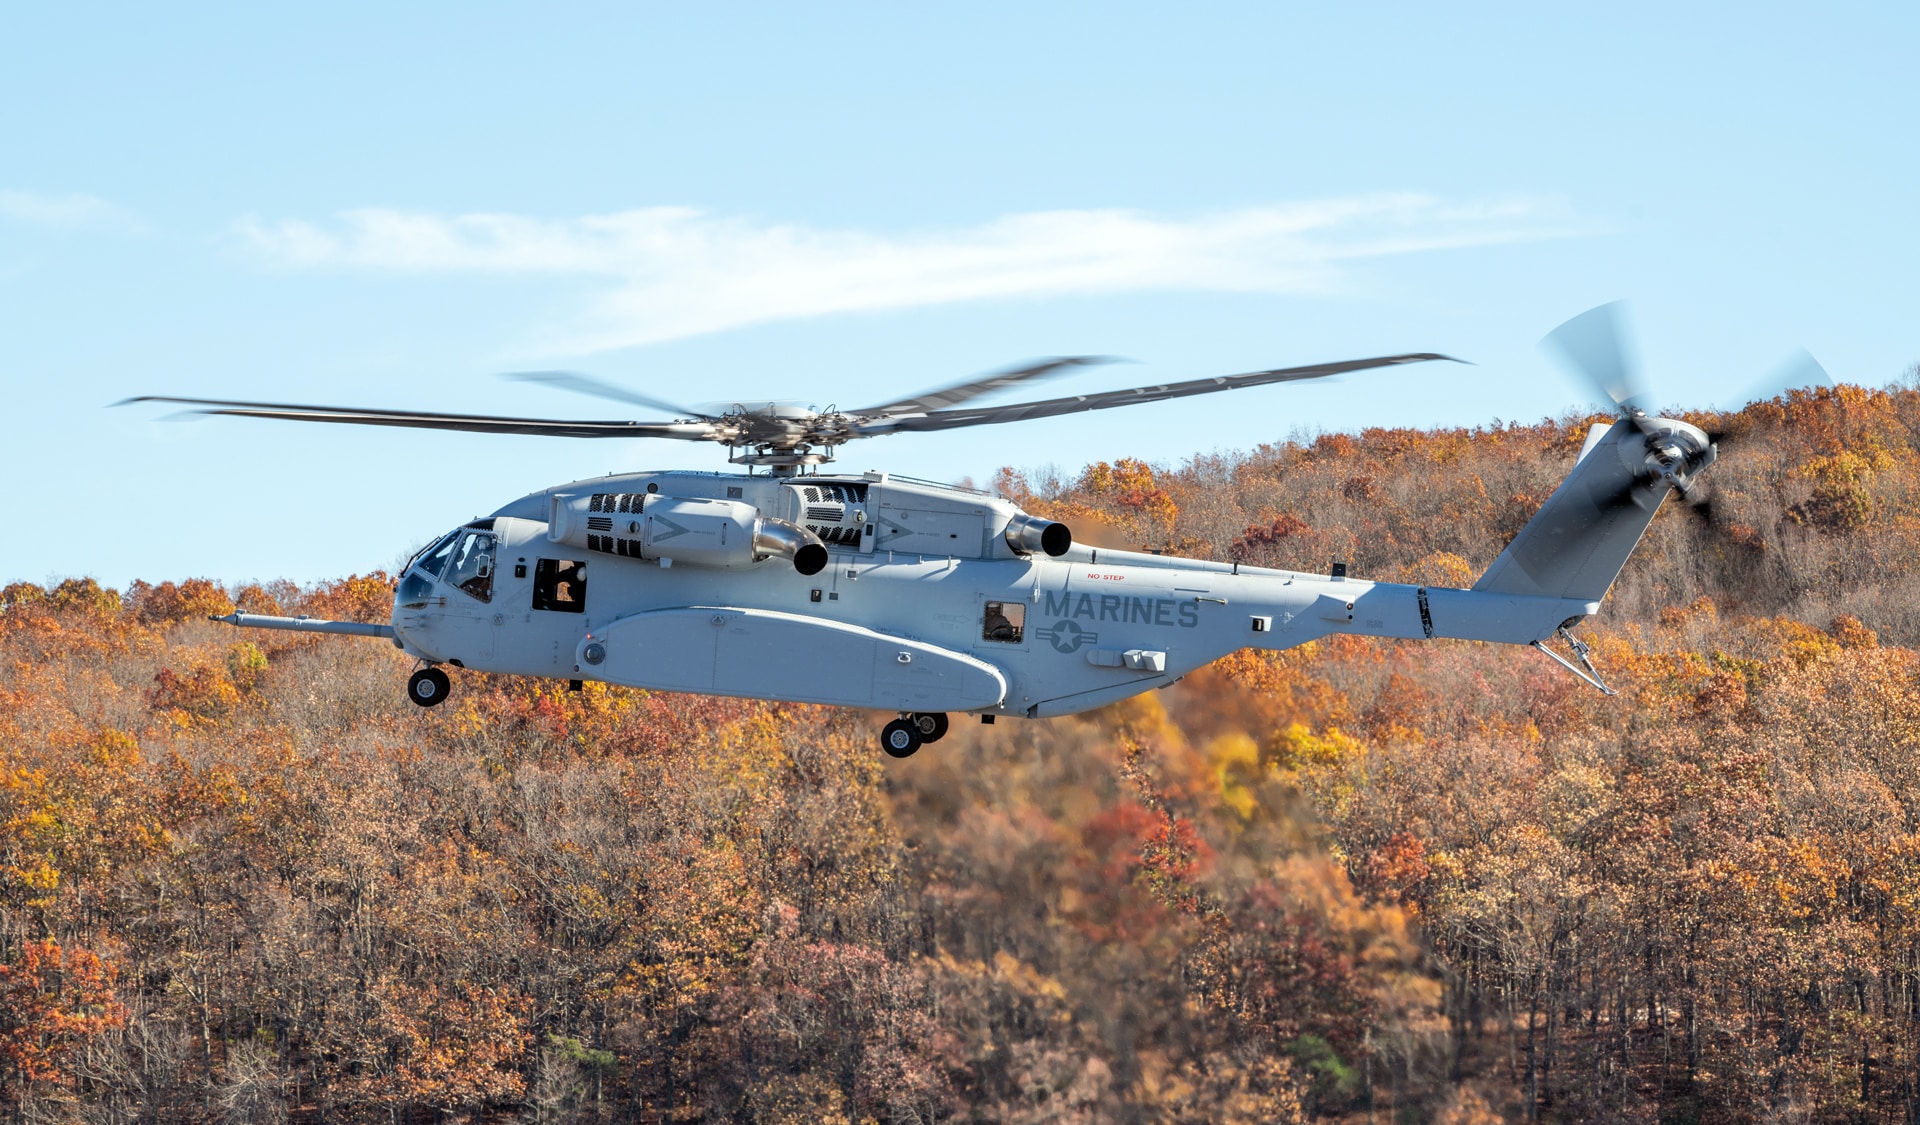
504, 371, 713, 419
1538, 304, 1809, 528
118, 395, 721, 441
1712, 348, 1834, 413
1542, 301, 1663, 422
852, 356, 1123, 417
855, 353, 1458, 435
127, 349, 1463, 459
1699, 349, 1835, 451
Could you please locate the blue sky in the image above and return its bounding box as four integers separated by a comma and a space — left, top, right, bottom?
4, 2, 1915, 587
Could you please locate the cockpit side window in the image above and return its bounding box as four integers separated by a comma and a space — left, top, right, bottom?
445, 532, 498, 603
532, 559, 587, 613
982, 600, 1025, 643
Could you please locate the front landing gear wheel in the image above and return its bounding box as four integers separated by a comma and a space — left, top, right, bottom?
408, 667, 451, 708
911, 712, 950, 743
881, 718, 923, 759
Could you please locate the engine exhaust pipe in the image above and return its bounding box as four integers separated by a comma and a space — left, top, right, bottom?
1005, 513, 1072, 557
755, 518, 829, 575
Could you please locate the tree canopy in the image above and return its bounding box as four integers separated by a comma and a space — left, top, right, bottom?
5, 379, 1920, 1122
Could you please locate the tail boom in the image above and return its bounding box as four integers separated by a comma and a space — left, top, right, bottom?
1236, 577, 1598, 651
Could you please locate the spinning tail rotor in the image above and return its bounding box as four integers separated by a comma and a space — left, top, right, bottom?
1476, 301, 1833, 607
1541, 301, 1833, 523
1542, 301, 1717, 510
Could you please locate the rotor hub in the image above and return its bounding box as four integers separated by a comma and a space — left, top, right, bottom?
1636, 419, 1715, 492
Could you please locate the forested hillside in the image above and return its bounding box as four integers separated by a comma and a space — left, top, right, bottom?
5, 381, 1920, 1123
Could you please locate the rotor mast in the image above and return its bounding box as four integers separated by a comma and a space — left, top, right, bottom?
730, 446, 835, 474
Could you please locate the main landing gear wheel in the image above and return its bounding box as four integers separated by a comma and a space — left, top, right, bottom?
911, 712, 950, 743
408, 667, 451, 708
881, 718, 923, 759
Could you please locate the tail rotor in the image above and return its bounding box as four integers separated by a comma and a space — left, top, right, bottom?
1541, 302, 1834, 527
1543, 302, 1717, 513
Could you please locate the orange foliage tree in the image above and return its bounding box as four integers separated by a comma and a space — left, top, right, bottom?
0, 940, 125, 1101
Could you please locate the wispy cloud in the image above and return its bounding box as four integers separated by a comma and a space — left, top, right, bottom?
237, 195, 1580, 352
0, 190, 141, 231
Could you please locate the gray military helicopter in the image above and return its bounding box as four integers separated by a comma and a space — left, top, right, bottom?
130, 303, 1734, 757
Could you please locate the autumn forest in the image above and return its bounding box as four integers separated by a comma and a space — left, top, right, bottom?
6, 381, 1920, 1123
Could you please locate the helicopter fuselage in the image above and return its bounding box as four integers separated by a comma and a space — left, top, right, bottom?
384, 468, 1595, 719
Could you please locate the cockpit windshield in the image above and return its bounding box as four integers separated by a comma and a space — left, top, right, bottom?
410, 532, 460, 578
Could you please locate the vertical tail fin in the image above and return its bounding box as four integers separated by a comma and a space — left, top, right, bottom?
1472, 419, 1683, 602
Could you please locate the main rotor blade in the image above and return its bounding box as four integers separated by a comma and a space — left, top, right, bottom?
852, 355, 1123, 417
1542, 301, 1662, 418
854, 353, 1459, 435
504, 370, 713, 419
119, 395, 721, 441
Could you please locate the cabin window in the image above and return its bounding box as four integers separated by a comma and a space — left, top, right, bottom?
982, 600, 1025, 643
445, 532, 497, 603
532, 559, 588, 613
